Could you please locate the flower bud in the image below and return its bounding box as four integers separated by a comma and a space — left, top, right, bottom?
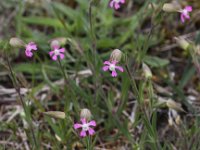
166, 99, 184, 112
168, 117, 173, 126
43, 111, 66, 119
175, 115, 181, 125
142, 63, 152, 79
162, 3, 181, 12
50, 40, 60, 49
49, 37, 67, 47
80, 108, 92, 121
110, 49, 122, 62
9, 37, 25, 47
175, 37, 190, 50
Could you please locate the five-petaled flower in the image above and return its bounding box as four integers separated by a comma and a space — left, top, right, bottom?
74, 118, 96, 137
25, 42, 37, 57
49, 45, 65, 61
179, 6, 192, 23
109, 0, 125, 10
102, 60, 124, 77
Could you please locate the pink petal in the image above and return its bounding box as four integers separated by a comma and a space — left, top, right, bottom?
80, 130, 87, 137
25, 50, 33, 57
52, 55, 58, 61
184, 14, 190, 19
109, 1, 114, 8
115, 66, 124, 72
102, 66, 109, 71
180, 14, 185, 23
114, 3, 120, 10
104, 61, 111, 65
88, 120, 96, 127
185, 6, 192, 12
81, 118, 86, 124
120, 0, 125, 3
49, 51, 54, 56
74, 123, 82, 129
111, 60, 117, 65
59, 48, 65, 53
88, 128, 95, 135
59, 53, 65, 60
111, 71, 117, 77
27, 42, 37, 51
31, 45, 37, 51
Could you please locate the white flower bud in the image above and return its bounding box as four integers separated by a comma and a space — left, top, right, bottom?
49, 37, 67, 48
80, 108, 92, 121
166, 99, 184, 112
175, 37, 190, 50
110, 49, 122, 62
142, 63, 152, 79
50, 40, 60, 49
43, 111, 65, 119
9, 37, 25, 47
162, 3, 181, 12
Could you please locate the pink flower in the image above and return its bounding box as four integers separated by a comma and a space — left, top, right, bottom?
74, 118, 96, 137
109, 0, 125, 10
102, 60, 124, 77
25, 42, 37, 57
49, 45, 65, 61
180, 6, 192, 23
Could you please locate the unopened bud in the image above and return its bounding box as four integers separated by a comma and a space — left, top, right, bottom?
50, 40, 60, 49
168, 118, 173, 126
9, 37, 25, 47
55, 134, 62, 142
43, 111, 66, 119
175, 115, 181, 125
110, 49, 122, 62
162, 3, 181, 12
166, 99, 184, 112
80, 108, 91, 121
50, 37, 67, 48
175, 37, 190, 50
142, 63, 152, 79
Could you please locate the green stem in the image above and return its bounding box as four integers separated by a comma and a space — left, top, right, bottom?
89, 1, 98, 102
125, 64, 140, 102
5, 55, 38, 148
86, 136, 91, 150
58, 58, 68, 84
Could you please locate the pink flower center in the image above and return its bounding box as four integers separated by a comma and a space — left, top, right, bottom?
54, 49, 60, 55
109, 64, 116, 71
82, 123, 89, 131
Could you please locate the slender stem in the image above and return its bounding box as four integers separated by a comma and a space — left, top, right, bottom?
58, 58, 68, 84
5, 55, 38, 148
89, 1, 98, 102
86, 136, 91, 150
125, 64, 140, 102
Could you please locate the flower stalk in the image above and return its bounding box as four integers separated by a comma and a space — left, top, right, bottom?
5, 53, 38, 148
